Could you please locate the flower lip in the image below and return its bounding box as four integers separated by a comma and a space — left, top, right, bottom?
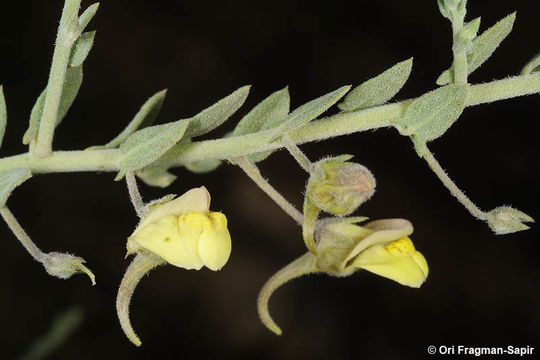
344, 218, 414, 264
132, 186, 211, 237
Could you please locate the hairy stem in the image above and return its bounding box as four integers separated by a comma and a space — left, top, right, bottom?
116, 252, 165, 347
125, 171, 146, 218
423, 147, 487, 220
451, 11, 468, 84
235, 156, 303, 224
0, 206, 45, 262
0, 75, 538, 174
34, 0, 81, 158
281, 134, 313, 173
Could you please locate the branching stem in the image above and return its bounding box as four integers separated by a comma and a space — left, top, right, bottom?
281, 135, 313, 173
234, 156, 304, 225
0, 206, 45, 261
423, 147, 487, 220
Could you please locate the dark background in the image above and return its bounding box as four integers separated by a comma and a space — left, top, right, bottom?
0, 1, 538, 359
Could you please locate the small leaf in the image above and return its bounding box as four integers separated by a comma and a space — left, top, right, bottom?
0, 86, 6, 150
70, 31, 96, 67
184, 85, 251, 138
23, 90, 46, 145
437, 13, 516, 85
136, 166, 177, 188
269, 85, 351, 141
79, 3, 100, 32
232, 87, 290, 136
22, 66, 82, 145
88, 89, 167, 150
521, 53, 540, 75
115, 119, 190, 180
185, 159, 222, 174
0, 168, 32, 207
57, 65, 84, 127
396, 84, 468, 156
338, 58, 412, 112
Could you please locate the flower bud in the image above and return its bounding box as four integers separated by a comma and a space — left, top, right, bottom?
486, 206, 534, 235
42, 252, 96, 285
307, 155, 376, 216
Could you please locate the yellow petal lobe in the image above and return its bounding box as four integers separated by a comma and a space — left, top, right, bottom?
352, 237, 428, 288
198, 212, 232, 271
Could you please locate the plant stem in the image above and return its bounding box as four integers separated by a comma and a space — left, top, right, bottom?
0, 206, 45, 262
235, 156, 304, 225
423, 147, 487, 220
281, 135, 313, 173
0, 75, 538, 174
34, 0, 81, 158
125, 171, 146, 218
451, 14, 468, 84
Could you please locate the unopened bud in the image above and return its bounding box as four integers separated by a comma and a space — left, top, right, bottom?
486, 206, 534, 235
42, 252, 96, 285
307, 155, 376, 216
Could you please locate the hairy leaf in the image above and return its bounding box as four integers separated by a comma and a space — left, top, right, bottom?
22, 66, 83, 145
79, 3, 100, 32
437, 13, 516, 85
184, 85, 250, 138
0, 168, 32, 207
521, 53, 540, 75
116, 119, 190, 180
269, 85, 350, 141
185, 159, 222, 174
396, 84, 468, 156
232, 87, 290, 136
136, 166, 177, 188
70, 31, 96, 67
88, 89, 167, 150
339, 58, 412, 112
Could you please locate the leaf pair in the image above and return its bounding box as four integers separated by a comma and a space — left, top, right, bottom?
230, 85, 351, 163
114, 86, 251, 181
437, 13, 516, 85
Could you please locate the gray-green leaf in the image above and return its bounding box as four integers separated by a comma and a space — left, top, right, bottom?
0, 86, 6, 150
184, 85, 251, 138
70, 31, 96, 67
136, 166, 177, 188
0, 168, 32, 207
521, 53, 540, 75
232, 87, 290, 136
437, 13, 516, 85
22, 66, 83, 145
269, 85, 351, 141
79, 3, 99, 32
115, 119, 190, 180
23, 91, 46, 145
88, 89, 167, 150
396, 84, 468, 156
185, 159, 222, 174
338, 58, 412, 112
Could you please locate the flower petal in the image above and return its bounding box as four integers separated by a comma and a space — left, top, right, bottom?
132, 187, 211, 236
128, 215, 204, 270
351, 237, 428, 288
198, 212, 232, 271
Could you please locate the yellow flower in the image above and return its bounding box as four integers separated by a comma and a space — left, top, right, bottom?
117, 186, 232, 346
258, 218, 429, 335
127, 187, 231, 270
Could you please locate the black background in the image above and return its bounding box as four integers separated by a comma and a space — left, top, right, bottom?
0, 1, 538, 359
